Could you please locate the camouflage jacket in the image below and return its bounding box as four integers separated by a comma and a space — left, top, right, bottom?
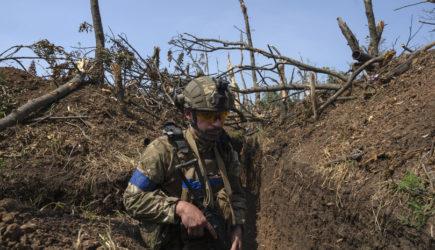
123, 128, 246, 230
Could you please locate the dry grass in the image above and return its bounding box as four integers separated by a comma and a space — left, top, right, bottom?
98, 223, 128, 250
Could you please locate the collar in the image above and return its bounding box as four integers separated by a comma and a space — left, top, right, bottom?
186, 127, 217, 154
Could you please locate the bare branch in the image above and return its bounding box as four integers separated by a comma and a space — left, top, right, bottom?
401, 44, 414, 53
337, 17, 361, 53
318, 53, 385, 115
232, 82, 340, 94
175, 33, 348, 82
364, 0, 383, 56
419, 20, 435, 25
238, 0, 260, 104
394, 1, 430, 11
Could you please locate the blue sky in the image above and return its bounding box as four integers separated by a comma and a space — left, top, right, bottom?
1, 0, 433, 79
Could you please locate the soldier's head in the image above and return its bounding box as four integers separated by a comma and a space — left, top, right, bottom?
176, 76, 234, 141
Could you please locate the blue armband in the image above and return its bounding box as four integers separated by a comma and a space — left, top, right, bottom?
129, 169, 157, 192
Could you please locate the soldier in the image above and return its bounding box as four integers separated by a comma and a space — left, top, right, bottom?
123, 76, 246, 250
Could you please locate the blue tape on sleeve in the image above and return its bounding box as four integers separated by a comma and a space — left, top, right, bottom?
129, 169, 157, 192
182, 179, 223, 190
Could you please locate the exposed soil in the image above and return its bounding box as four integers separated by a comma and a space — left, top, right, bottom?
0, 50, 434, 249
252, 51, 435, 249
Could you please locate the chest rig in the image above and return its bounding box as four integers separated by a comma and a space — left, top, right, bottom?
162, 120, 236, 225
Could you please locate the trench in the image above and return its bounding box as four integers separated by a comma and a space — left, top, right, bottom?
233, 132, 434, 249
235, 135, 262, 250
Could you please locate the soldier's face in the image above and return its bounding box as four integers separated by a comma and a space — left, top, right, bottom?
185, 109, 224, 139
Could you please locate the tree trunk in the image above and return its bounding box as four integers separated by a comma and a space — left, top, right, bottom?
278, 65, 288, 117
309, 73, 318, 120
364, 0, 384, 56
238, 0, 259, 105
0, 72, 86, 132
278, 65, 288, 100
90, 0, 105, 84
227, 53, 241, 110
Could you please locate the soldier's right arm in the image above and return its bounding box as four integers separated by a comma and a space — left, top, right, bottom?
123, 138, 179, 224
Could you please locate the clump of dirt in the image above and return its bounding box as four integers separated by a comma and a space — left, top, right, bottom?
252, 50, 435, 249
0, 50, 434, 249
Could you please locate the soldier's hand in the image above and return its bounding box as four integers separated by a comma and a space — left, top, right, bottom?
175, 201, 217, 239
230, 225, 243, 250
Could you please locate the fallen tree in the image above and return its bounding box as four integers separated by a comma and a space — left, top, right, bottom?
0, 72, 86, 132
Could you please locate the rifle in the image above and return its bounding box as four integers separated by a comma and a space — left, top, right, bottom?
175, 159, 229, 250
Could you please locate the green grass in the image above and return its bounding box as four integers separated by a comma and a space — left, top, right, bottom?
396, 171, 434, 227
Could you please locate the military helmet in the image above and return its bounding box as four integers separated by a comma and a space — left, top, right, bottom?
181, 76, 234, 111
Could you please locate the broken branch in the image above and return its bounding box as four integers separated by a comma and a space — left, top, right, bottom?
232, 82, 340, 94
318, 53, 385, 115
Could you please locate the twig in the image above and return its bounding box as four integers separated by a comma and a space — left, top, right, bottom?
336, 96, 357, 101
419, 160, 433, 193
401, 44, 414, 53
65, 121, 97, 144
430, 138, 434, 158
268, 90, 304, 103
31, 115, 88, 122
394, 1, 429, 11
419, 20, 435, 25
245, 129, 259, 136
326, 149, 364, 166
129, 100, 160, 119
74, 228, 84, 249
63, 143, 77, 169
231, 82, 340, 94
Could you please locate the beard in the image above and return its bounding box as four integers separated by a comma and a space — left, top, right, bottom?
205, 127, 222, 136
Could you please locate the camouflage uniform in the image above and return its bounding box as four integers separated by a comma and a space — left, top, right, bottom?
123, 127, 246, 249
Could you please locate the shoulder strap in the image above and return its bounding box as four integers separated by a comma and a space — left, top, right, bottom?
184, 130, 215, 209
162, 120, 188, 154
214, 146, 237, 226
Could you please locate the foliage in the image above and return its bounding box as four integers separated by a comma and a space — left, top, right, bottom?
40, 201, 64, 211
397, 171, 425, 194
0, 75, 18, 118
78, 21, 93, 33
259, 91, 280, 109
397, 171, 434, 227
29, 195, 64, 211
31, 39, 66, 65
28, 60, 37, 75
321, 67, 347, 83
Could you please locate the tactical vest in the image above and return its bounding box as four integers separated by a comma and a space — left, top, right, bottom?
162, 120, 236, 225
